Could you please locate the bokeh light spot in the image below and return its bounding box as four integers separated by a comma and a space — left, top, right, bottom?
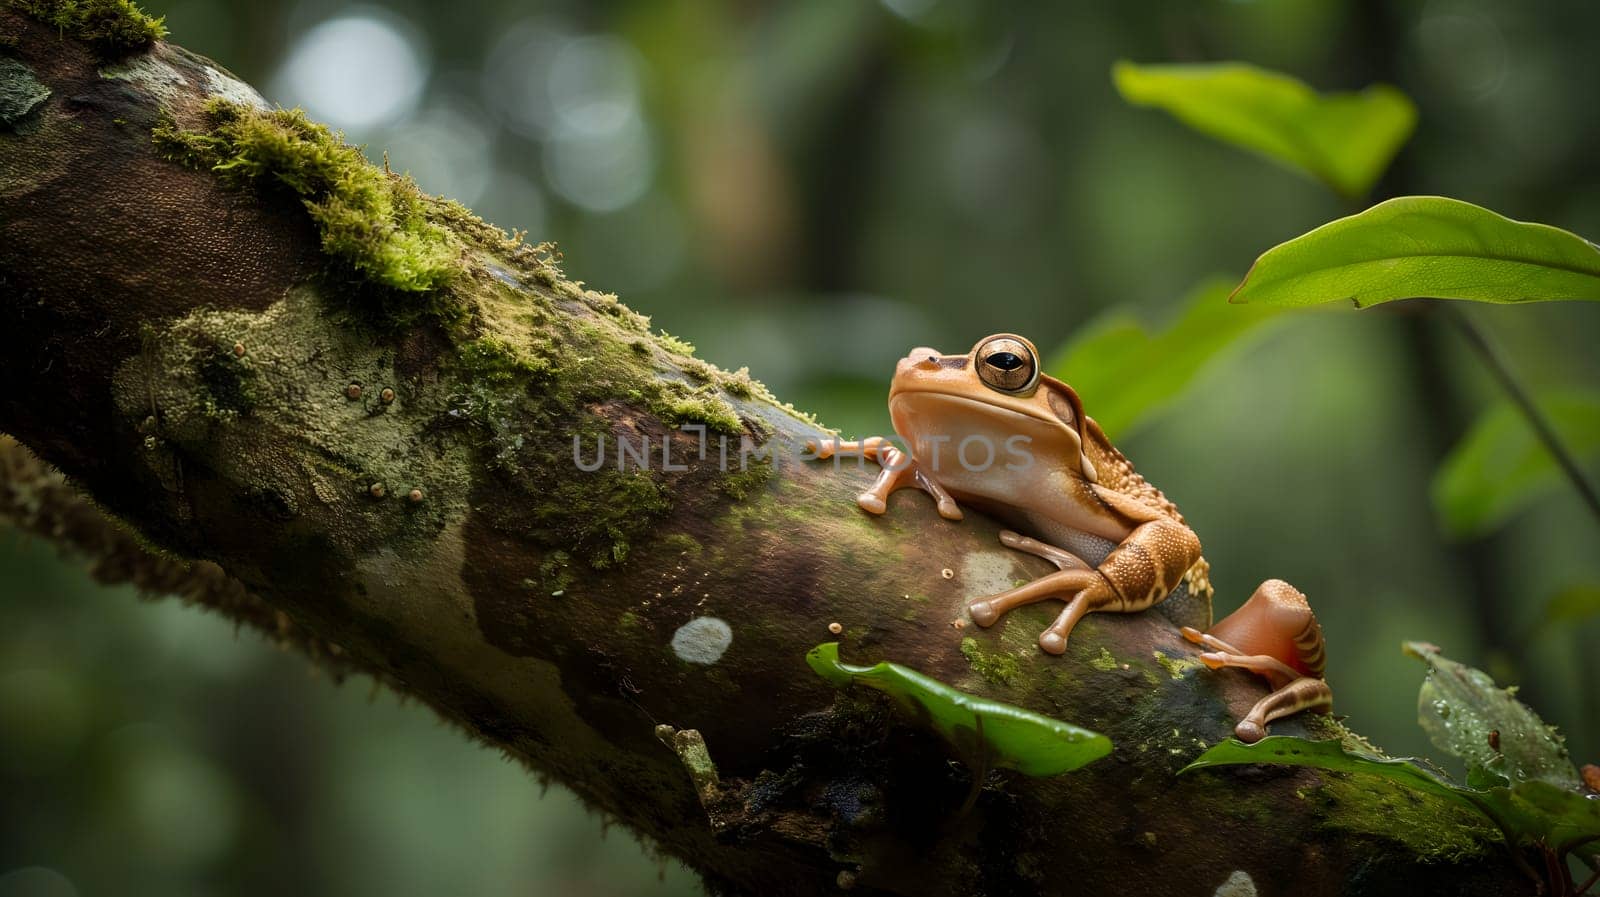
270, 10, 429, 132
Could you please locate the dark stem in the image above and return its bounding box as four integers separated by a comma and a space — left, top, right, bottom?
1578, 861, 1600, 897
1444, 306, 1600, 530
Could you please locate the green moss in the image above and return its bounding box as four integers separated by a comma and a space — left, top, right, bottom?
1312, 772, 1496, 861
656, 331, 696, 356
456, 335, 547, 385
1089, 648, 1120, 672
153, 100, 466, 303
527, 469, 670, 568
1151, 650, 1198, 680
960, 637, 1021, 687
682, 359, 715, 383
651, 380, 741, 435
534, 551, 573, 596
718, 368, 757, 399
659, 533, 702, 557
6, 0, 165, 56
717, 458, 772, 501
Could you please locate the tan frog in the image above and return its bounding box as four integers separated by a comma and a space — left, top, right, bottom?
810, 333, 1332, 742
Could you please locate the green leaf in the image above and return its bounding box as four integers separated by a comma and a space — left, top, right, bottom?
1431, 390, 1600, 538
1047, 277, 1284, 439
1180, 736, 1473, 807
1230, 196, 1600, 308
1506, 779, 1600, 856
1112, 61, 1415, 199
805, 643, 1111, 776
1403, 642, 1579, 790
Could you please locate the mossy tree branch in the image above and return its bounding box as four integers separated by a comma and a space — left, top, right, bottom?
0, 12, 1532, 896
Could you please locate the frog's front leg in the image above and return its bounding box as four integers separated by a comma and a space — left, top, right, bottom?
969, 517, 1201, 655
808, 437, 963, 520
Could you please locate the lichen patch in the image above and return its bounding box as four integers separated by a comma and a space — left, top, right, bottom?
960, 549, 1023, 603
1212, 870, 1256, 897
0, 57, 49, 130
201, 63, 265, 109
671, 616, 732, 665
99, 52, 185, 104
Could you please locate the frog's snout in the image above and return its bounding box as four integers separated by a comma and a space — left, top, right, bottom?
898, 348, 944, 373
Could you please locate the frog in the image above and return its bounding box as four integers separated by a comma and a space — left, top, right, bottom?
809, 333, 1332, 742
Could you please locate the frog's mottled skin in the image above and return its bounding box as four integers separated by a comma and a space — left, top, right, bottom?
812, 333, 1332, 741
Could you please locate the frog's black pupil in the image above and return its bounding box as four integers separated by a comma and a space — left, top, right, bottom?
988, 352, 1024, 371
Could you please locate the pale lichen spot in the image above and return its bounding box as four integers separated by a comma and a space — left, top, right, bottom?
1213, 870, 1256, 897
100, 54, 188, 105
671, 616, 732, 665
0, 59, 50, 129
961, 550, 1022, 601
203, 65, 269, 110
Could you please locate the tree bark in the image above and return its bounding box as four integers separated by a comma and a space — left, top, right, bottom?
0, 14, 1530, 896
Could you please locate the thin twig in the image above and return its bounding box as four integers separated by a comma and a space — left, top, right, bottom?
1444, 305, 1600, 530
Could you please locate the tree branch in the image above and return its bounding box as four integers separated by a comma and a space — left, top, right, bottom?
0, 13, 1529, 895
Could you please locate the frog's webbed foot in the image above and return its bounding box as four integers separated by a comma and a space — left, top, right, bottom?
807, 437, 962, 520
969, 531, 1115, 655
1179, 627, 1333, 743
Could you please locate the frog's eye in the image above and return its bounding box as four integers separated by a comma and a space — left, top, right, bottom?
976, 336, 1039, 394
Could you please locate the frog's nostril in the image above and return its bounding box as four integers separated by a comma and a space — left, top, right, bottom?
907, 347, 941, 367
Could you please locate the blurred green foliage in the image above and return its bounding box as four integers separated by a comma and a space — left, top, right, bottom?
1047, 276, 1283, 439
1433, 390, 1600, 537
4, 0, 1600, 894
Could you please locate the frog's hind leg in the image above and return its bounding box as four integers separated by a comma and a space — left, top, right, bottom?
1180, 627, 1332, 742
1235, 677, 1333, 743
970, 531, 1118, 655
966, 568, 1111, 655
998, 530, 1092, 571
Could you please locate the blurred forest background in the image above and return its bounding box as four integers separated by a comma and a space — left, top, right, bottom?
3, 0, 1600, 894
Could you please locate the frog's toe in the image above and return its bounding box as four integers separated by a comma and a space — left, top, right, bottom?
968, 600, 999, 627
856, 493, 887, 514
1234, 720, 1267, 743
1038, 630, 1068, 655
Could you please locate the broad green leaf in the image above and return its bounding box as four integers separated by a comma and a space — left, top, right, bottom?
805, 643, 1111, 776
1403, 642, 1578, 790
1047, 277, 1283, 439
1431, 390, 1600, 538
1179, 736, 1472, 807
1112, 61, 1415, 198
1506, 779, 1600, 855
1230, 196, 1600, 308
